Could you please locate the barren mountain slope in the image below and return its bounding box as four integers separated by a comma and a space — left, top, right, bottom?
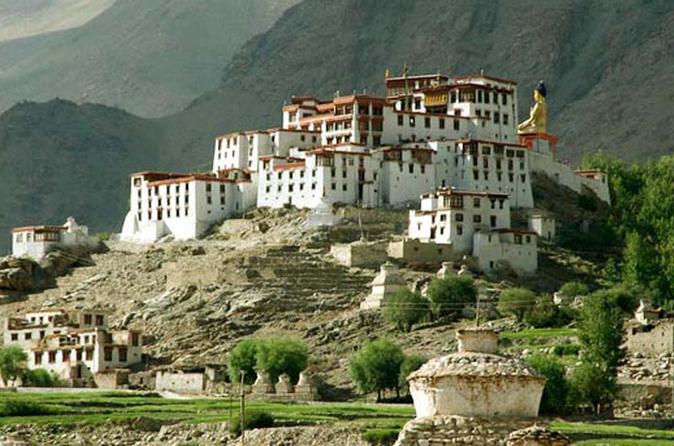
0, 0, 115, 42
0, 0, 300, 116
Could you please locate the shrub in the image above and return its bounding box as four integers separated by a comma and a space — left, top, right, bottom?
350, 339, 404, 401
383, 289, 429, 332
525, 295, 574, 328
595, 284, 639, 314
426, 276, 477, 319
255, 338, 309, 384
228, 410, 274, 437
496, 288, 536, 321
552, 343, 581, 357
526, 354, 568, 415
559, 281, 589, 298
361, 428, 399, 445
227, 339, 259, 384
95, 232, 111, 241
398, 354, 427, 392
22, 368, 58, 387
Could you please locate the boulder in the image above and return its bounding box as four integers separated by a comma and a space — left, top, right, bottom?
0, 256, 39, 291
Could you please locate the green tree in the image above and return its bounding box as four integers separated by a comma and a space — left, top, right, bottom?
569, 362, 615, 414
527, 354, 568, 415
227, 339, 259, 384
572, 292, 625, 413
350, 339, 404, 401
426, 276, 477, 319
496, 288, 536, 321
559, 281, 589, 298
0, 346, 28, 387
398, 354, 426, 393
578, 293, 625, 369
383, 289, 429, 332
583, 153, 674, 304
255, 338, 309, 384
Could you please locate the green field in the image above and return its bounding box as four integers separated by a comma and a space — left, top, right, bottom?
2, 392, 673, 445
0, 392, 412, 430
576, 441, 674, 446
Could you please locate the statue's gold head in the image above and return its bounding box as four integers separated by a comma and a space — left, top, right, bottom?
533, 89, 544, 102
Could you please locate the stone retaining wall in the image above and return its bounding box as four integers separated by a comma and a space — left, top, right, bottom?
393, 416, 537, 446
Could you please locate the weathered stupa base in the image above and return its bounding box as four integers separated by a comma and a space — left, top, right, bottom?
393, 416, 570, 446
393, 416, 534, 446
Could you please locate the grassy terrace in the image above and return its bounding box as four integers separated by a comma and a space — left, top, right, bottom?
2, 392, 674, 445
500, 327, 579, 340
0, 392, 412, 430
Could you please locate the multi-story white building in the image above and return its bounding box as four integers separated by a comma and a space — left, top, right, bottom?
3, 309, 143, 386
118, 70, 609, 243
407, 188, 537, 275
408, 189, 511, 253
472, 229, 538, 275
120, 169, 256, 243
256, 144, 380, 209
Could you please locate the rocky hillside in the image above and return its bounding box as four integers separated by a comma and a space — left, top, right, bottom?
0, 0, 300, 117
0, 194, 604, 392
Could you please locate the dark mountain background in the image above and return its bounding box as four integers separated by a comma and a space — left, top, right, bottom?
1, 0, 673, 254
0, 0, 300, 117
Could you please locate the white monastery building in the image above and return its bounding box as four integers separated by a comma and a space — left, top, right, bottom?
3, 308, 143, 386
12, 217, 98, 261
119, 69, 609, 243
407, 188, 537, 275
120, 170, 255, 243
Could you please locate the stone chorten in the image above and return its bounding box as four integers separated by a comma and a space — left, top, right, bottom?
360, 262, 406, 310
408, 327, 545, 419
393, 328, 552, 446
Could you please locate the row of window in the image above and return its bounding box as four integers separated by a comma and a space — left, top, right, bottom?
475, 109, 509, 125
140, 183, 190, 196
471, 171, 527, 183
438, 196, 507, 210
468, 157, 525, 170
14, 232, 61, 244
34, 348, 95, 365
357, 121, 384, 131
397, 114, 461, 131
451, 89, 509, 106
334, 105, 383, 116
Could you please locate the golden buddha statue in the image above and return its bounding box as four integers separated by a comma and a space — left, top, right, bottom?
517, 81, 547, 134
